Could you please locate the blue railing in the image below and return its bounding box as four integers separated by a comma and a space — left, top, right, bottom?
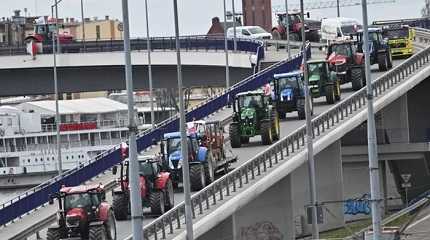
0, 34, 264, 60
0, 42, 309, 227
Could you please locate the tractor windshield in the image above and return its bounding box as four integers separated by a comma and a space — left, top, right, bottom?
166, 137, 197, 155
239, 95, 263, 109
308, 63, 325, 80
330, 44, 352, 57
64, 193, 99, 210
277, 76, 299, 91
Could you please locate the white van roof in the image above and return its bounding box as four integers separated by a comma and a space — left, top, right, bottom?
322, 17, 360, 26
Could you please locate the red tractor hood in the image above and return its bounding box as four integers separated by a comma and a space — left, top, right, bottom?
66, 207, 87, 220
327, 52, 347, 66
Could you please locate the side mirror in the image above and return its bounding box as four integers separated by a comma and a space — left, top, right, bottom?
306, 12, 310, 18
152, 139, 157, 146
112, 166, 118, 175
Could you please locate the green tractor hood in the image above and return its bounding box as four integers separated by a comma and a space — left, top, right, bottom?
240, 108, 256, 120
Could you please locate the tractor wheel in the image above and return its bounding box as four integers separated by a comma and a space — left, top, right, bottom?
335, 80, 341, 101
271, 112, 280, 141
325, 84, 335, 104
351, 68, 364, 91
297, 99, 306, 120
190, 164, 206, 191
387, 51, 393, 69
46, 228, 61, 240
164, 179, 175, 211
149, 191, 165, 215
89, 225, 108, 240
278, 111, 286, 120
272, 29, 282, 40
105, 210, 117, 240
240, 136, 250, 144
112, 193, 129, 220
261, 121, 273, 145
229, 123, 241, 148
378, 52, 389, 71
204, 154, 215, 184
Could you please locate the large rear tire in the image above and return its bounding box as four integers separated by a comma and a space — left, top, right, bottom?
204, 154, 215, 184
89, 225, 108, 240
164, 179, 174, 211
149, 191, 165, 215
240, 136, 250, 144
190, 164, 206, 191
229, 123, 241, 148
261, 121, 273, 145
272, 29, 282, 40
335, 80, 341, 101
351, 68, 364, 91
271, 112, 280, 141
105, 210, 117, 240
387, 51, 393, 69
46, 228, 61, 240
112, 193, 129, 221
297, 99, 306, 120
378, 52, 389, 71
325, 84, 335, 104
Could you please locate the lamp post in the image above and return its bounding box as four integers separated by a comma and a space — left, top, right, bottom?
80, 0, 86, 51
300, 0, 319, 238
173, 0, 193, 239
121, 0, 143, 239
223, 0, 230, 90
145, 0, 155, 129
232, 0, 237, 51
284, 0, 291, 58
337, 0, 341, 17
361, 0, 382, 239
51, 0, 63, 175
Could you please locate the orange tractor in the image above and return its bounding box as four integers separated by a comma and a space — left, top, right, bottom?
47, 184, 117, 240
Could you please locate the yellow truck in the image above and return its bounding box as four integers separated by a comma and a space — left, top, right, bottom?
373, 21, 415, 58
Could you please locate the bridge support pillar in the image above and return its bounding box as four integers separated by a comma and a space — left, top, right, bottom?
291, 139, 344, 236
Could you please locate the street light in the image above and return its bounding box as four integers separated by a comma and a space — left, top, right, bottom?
223, 0, 230, 90
145, 0, 155, 129
361, 0, 382, 239
173, 0, 194, 239
51, 0, 63, 175
80, 0, 86, 51
231, 0, 237, 51
299, 0, 319, 239
285, 0, 291, 58
121, 0, 143, 240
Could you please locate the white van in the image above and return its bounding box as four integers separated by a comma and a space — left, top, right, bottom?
227, 26, 272, 40
320, 17, 362, 41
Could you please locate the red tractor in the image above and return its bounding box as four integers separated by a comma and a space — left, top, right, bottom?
271, 11, 320, 42
25, 17, 73, 45
46, 184, 117, 240
326, 40, 366, 91
112, 147, 174, 220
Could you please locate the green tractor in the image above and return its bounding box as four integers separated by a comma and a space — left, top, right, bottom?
307, 59, 341, 104
229, 91, 280, 148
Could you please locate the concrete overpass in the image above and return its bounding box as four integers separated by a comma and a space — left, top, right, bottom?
1, 32, 430, 240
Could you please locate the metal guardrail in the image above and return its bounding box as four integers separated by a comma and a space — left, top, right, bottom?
0, 34, 264, 58
8, 180, 118, 240
134, 40, 430, 240
264, 39, 325, 51
0, 40, 305, 227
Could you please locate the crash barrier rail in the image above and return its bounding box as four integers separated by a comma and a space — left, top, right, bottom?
0, 41, 310, 227
8, 180, 118, 240
0, 34, 264, 60
264, 39, 325, 51
134, 42, 430, 240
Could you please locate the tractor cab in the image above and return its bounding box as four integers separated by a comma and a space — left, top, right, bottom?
272, 71, 304, 105
327, 40, 357, 68
25, 17, 73, 44
47, 184, 116, 240
233, 91, 271, 132
307, 60, 341, 104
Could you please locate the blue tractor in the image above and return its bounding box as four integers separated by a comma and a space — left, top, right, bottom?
352, 28, 393, 71
272, 71, 313, 120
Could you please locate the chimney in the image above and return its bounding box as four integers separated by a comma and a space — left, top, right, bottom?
212, 17, 220, 25
105, 15, 109, 21
13, 10, 21, 17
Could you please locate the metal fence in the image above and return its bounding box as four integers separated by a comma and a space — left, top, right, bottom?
0, 41, 309, 227
134, 37, 430, 240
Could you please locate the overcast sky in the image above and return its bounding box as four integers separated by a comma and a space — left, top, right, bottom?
0, 0, 424, 37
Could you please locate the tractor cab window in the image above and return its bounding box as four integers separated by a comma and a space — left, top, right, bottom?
64, 193, 92, 210
239, 95, 263, 109
35, 25, 47, 34
383, 28, 409, 39
167, 137, 194, 155
369, 32, 379, 42
277, 76, 299, 91
308, 63, 325, 79
139, 160, 158, 177
330, 44, 352, 57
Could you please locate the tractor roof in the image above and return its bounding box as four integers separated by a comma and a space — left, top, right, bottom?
273, 70, 303, 79
60, 184, 104, 194
236, 90, 265, 97
163, 131, 196, 139
307, 59, 327, 64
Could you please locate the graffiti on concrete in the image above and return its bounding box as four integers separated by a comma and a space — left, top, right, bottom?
241, 221, 283, 240
344, 193, 371, 215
